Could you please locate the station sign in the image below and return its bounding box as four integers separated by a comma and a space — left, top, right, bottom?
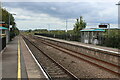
99, 25, 107, 28
0, 24, 6, 26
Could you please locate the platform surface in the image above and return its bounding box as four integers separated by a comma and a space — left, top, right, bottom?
36, 35, 119, 53
1, 36, 46, 80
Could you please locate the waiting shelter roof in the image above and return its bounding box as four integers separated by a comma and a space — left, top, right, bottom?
0, 27, 8, 30
80, 28, 105, 32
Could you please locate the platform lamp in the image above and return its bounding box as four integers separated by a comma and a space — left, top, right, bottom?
116, 2, 120, 51
8, 13, 16, 42
8, 13, 16, 30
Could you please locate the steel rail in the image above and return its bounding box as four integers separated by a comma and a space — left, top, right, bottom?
23, 36, 79, 80
34, 36, 120, 76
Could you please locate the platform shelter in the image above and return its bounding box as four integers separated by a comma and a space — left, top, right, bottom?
80, 28, 105, 45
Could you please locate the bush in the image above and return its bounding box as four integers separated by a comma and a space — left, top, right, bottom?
101, 30, 120, 49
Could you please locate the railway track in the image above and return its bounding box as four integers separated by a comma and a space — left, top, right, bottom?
23, 36, 79, 80
29, 35, 120, 77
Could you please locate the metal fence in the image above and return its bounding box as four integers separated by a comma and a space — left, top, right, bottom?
35, 33, 120, 49
35, 33, 81, 42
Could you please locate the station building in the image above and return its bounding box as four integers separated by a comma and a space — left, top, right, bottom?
80, 23, 119, 45
0, 26, 8, 52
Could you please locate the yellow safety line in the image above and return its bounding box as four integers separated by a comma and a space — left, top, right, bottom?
18, 38, 21, 80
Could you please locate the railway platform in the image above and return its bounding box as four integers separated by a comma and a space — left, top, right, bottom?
35, 35, 119, 53
0, 36, 46, 79
0, 34, 120, 79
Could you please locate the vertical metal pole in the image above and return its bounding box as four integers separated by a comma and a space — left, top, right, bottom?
0, 1, 2, 8
7, 13, 11, 43
66, 19, 67, 32
117, 2, 120, 52
48, 24, 50, 32
108, 24, 110, 36
65, 19, 68, 40
9, 14, 10, 29
118, 3, 120, 29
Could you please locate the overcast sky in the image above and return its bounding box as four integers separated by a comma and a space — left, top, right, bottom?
2, 1, 119, 30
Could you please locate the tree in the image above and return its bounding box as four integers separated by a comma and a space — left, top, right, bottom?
102, 29, 120, 49
0, 8, 15, 28
0, 8, 19, 40
73, 16, 86, 34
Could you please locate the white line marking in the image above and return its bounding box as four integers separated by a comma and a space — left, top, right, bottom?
22, 38, 50, 80
78, 44, 119, 54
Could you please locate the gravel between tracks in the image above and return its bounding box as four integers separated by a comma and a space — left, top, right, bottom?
25, 35, 119, 79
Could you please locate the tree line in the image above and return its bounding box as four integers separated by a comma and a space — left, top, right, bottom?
26, 16, 119, 49
0, 8, 19, 40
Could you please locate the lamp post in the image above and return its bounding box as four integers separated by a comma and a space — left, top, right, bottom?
8, 13, 16, 30
116, 2, 120, 52
116, 2, 120, 29
66, 19, 68, 32
7, 13, 16, 43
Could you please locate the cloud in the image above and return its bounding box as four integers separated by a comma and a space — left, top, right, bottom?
6, 7, 71, 30
2, 0, 119, 2
3, 2, 118, 30
4, 2, 118, 20
50, 7, 57, 11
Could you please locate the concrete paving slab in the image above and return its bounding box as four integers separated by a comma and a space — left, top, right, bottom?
2, 37, 18, 78
2, 36, 28, 79
1, 36, 47, 80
